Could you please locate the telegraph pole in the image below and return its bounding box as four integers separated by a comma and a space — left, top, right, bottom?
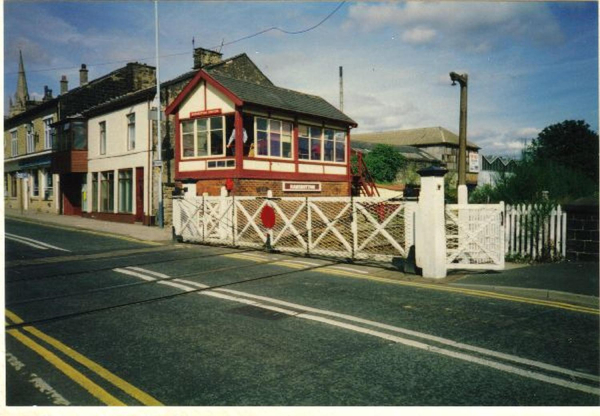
155, 0, 164, 227
449, 71, 468, 204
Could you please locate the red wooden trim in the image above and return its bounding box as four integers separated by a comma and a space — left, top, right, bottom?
346, 127, 352, 196
203, 80, 207, 111
165, 70, 243, 115
234, 108, 243, 176
293, 118, 299, 174
174, 113, 181, 179
180, 155, 235, 162
180, 111, 235, 122
175, 169, 346, 182
295, 159, 347, 168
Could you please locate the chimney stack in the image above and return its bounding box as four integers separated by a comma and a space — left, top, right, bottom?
60, 75, 68, 95
43, 85, 53, 101
193, 47, 223, 69
79, 64, 88, 86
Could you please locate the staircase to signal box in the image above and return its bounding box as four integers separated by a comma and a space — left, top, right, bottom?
351, 150, 380, 197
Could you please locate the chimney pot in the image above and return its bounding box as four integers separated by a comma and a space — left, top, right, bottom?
79, 64, 89, 86
60, 75, 68, 95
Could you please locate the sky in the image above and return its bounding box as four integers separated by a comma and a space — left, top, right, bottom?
3, 1, 598, 157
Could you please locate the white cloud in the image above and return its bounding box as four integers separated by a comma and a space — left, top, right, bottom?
346, 2, 564, 52
401, 27, 436, 45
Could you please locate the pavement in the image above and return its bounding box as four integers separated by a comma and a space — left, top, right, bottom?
4, 207, 599, 309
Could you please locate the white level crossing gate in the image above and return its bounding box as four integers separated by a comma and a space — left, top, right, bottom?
445, 203, 505, 270
172, 184, 506, 276
173, 194, 416, 262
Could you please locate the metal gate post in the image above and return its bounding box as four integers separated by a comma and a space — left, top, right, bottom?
416, 166, 448, 279
306, 197, 311, 257
351, 195, 357, 261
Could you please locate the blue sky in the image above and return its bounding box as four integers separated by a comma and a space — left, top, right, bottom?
3, 1, 598, 156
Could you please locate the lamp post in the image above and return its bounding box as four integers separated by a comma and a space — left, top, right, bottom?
449, 71, 468, 204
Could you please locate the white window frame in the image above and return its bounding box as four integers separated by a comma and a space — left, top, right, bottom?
299, 124, 346, 164
26, 127, 34, 154
10, 129, 18, 157
99, 121, 107, 155
254, 117, 293, 160
43, 116, 54, 150
127, 113, 135, 150
30, 170, 39, 197
180, 116, 225, 159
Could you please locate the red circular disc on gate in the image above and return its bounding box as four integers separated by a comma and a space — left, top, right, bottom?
261, 205, 276, 229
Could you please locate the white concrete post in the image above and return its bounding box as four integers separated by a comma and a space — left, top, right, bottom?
416, 166, 448, 279
458, 184, 468, 205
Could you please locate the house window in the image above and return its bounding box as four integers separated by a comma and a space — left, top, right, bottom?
181, 116, 224, 158
4, 174, 9, 197
118, 169, 133, 213
44, 170, 53, 199
127, 113, 135, 150
11, 130, 18, 157
255, 118, 293, 159
44, 117, 54, 149
11, 173, 17, 198
31, 171, 39, 197
323, 129, 346, 163
99, 121, 107, 155
92, 173, 98, 212
26, 128, 34, 154
100, 171, 114, 212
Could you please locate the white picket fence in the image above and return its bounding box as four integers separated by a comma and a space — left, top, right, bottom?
504, 204, 566, 260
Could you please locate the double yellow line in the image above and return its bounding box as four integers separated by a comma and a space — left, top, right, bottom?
5, 309, 163, 406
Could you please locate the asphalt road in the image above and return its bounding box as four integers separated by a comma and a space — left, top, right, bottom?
5, 218, 600, 406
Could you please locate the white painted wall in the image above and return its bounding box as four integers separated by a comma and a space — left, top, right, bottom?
87, 100, 152, 216
179, 81, 235, 117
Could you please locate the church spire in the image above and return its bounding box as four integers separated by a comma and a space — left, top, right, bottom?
15, 49, 30, 106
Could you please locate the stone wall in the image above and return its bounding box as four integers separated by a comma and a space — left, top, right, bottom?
564, 198, 599, 261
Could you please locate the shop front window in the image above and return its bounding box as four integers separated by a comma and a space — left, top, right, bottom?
118, 169, 133, 213
100, 171, 114, 212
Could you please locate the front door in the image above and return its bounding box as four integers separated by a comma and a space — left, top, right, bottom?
135, 167, 144, 223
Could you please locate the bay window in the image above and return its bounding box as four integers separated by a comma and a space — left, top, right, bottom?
31, 170, 39, 197
181, 116, 225, 158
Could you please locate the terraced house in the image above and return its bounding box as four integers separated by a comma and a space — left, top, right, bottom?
4, 53, 155, 216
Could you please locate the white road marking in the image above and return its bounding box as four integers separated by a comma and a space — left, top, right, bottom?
157, 281, 196, 292
113, 268, 156, 281
216, 287, 600, 384
329, 266, 370, 274
117, 267, 600, 395
125, 266, 170, 279
173, 279, 209, 289
29, 373, 71, 405
6, 233, 71, 252
6, 235, 49, 250
6, 352, 70, 405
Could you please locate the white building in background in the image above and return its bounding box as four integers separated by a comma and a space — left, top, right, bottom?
84, 88, 158, 225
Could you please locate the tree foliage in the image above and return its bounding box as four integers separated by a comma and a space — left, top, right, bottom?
528, 120, 599, 183
363, 144, 405, 183
470, 119, 599, 205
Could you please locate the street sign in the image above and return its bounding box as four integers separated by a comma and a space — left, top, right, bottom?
153, 160, 163, 167
16, 172, 28, 179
